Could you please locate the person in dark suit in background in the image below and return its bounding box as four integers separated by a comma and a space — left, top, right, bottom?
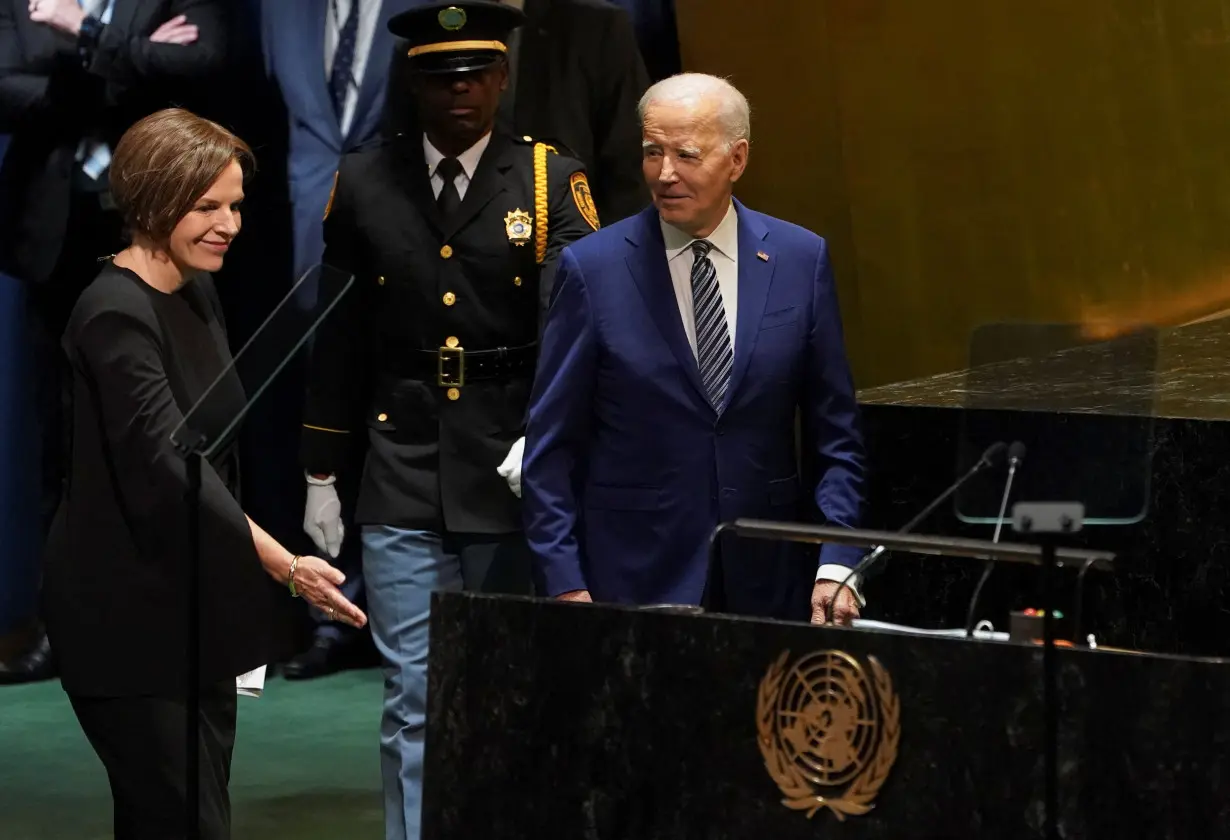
301, 4, 597, 836
262, 0, 421, 680
523, 73, 869, 625
609, 0, 680, 83
0, 0, 230, 684
384, 0, 650, 225
44, 107, 364, 840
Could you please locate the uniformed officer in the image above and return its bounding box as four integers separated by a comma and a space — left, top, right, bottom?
299, 2, 597, 838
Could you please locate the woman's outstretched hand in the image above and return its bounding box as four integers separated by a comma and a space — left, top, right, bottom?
292, 555, 367, 629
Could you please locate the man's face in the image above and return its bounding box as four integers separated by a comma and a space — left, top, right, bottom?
641, 99, 748, 238
413, 61, 507, 144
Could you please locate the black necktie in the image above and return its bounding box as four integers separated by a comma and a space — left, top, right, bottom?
329, 0, 359, 121
436, 157, 463, 220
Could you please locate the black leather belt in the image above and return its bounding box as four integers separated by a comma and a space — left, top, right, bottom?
389, 342, 537, 386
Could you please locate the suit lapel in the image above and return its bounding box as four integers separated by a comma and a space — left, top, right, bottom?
105, 0, 142, 39
391, 136, 442, 234
296, 0, 342, 148
625, 209, 710, 406
726, 201, 775, 403
441, 132, 511, 242
348, 0, 399, 147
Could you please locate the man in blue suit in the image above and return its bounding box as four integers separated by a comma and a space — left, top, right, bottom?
261, 0, 418, 677
522, 72, 867, 624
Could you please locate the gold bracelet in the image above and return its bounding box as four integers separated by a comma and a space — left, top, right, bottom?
288, 555, 301, 598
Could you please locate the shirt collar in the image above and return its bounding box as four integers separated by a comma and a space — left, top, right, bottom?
423, 131, 492, 180
661, 201, 739, 262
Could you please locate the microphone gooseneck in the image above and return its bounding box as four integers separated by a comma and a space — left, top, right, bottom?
825, 441, 1008, 624
963, 441, 1026, 638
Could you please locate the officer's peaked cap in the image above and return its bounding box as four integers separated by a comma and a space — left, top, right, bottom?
389, 1, 525, 75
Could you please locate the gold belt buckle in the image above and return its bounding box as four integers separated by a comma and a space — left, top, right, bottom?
437, 345, 465, 387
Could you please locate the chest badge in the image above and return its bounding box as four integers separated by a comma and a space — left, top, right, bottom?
504, 209, 533, 246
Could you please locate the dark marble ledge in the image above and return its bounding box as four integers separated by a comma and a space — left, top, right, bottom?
858, 315, 1230, 421
435, 592, 1230, 667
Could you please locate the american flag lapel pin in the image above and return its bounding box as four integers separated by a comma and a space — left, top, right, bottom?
756, 250, 769, 261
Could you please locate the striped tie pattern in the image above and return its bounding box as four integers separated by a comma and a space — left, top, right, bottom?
329, 0, 359, 122
690, 240, 733, 410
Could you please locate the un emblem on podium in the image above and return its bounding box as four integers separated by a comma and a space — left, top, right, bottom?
756, 650, 900, 820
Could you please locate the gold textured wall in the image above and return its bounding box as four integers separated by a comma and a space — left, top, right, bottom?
674, 0, 1230, 389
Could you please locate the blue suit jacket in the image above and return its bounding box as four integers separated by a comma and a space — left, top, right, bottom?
522, 201, 866, 618
261, 0, 418, 279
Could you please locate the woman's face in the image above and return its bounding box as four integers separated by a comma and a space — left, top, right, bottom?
168, 159, 244, 274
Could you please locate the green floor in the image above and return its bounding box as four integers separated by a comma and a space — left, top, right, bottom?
0, 669, 385, 840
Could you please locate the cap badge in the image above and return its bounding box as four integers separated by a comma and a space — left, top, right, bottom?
438, 6, 467, 31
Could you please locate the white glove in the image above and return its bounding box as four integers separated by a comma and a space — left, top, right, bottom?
497, 437, 526, 498
304, 473, 344, 558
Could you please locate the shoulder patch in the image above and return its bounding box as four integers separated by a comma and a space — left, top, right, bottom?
569, 171, 600, 231
323, 171, 339, 222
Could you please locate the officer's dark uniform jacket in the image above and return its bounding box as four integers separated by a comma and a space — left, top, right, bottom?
301, 130, 597, 533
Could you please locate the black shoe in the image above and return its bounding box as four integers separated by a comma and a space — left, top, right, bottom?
282, 636, 349, 681
0, 633, 56, 686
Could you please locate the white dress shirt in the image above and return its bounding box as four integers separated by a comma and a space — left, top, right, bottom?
423, 132, 492, 200
660, 202, 863, 603
325, 0, 382, 139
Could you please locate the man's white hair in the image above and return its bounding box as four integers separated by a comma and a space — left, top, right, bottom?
637, 73, 751, 148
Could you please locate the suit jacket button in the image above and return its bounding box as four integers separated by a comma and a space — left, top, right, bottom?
377, 275, 385, 286
446, 387, 460, 401
443, 292, 456, 306
440, 244, 453, 259
377, 412, 388, 422
513, 276, 522, 286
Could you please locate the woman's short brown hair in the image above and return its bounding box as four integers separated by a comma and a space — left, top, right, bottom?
109, 108, 255, 242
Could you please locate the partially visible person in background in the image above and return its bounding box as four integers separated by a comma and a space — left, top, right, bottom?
608, 0, 680, 82
261, 0, 422, 681
0, 0, 230, 683
44, 107, 366, 840
384, 0, 651, 225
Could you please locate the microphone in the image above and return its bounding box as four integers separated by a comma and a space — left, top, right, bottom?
963, 441, 1026, 637
824, 440, 1008, 624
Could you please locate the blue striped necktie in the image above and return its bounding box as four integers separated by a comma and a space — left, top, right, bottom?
329, 0, 359, 122
690, 239, 733, 410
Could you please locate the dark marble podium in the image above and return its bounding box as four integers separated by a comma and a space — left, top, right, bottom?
855, 317, 1230, 658
423, 593, 1230, 840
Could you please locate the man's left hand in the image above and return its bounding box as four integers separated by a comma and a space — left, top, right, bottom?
810, 580, 860, 626
497, 437, 525, 498
29, 0, 87, 36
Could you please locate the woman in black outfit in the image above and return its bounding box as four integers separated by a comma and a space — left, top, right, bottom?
42, 108, 367, 840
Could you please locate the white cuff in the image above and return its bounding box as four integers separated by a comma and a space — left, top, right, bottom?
305, 472, 336, 486
816, 563, 866, 609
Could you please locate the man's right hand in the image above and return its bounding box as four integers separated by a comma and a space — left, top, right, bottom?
556, 590, 592, 603
304, 474, 344, 558
149, 14, 198, 45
